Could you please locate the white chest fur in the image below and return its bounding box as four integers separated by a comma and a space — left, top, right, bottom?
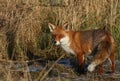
60, 36, 75, 54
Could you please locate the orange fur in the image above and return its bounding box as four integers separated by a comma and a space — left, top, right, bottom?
48, 23, 115, 74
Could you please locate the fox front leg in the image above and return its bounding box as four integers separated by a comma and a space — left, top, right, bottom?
76, 53, 86, 74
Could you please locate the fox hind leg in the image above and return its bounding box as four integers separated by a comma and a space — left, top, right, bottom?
88, 40, 113, 74
98, 64, 103, 74
87, 49, 109, 73
109, 51, 115, 73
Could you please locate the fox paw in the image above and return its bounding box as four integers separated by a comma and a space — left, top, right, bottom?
87, 64, 96, 72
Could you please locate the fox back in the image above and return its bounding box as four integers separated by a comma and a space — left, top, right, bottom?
48, 23, 115, 74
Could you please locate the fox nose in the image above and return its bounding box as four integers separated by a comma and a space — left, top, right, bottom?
52, 40, 56, 45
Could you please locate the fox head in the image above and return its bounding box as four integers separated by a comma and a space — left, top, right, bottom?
48, 23, 69, 46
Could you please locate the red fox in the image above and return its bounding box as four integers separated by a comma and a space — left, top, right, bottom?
48, 23, 115, 74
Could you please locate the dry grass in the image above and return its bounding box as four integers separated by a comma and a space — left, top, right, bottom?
0, 0, 120, 81
0, 29, 7, 60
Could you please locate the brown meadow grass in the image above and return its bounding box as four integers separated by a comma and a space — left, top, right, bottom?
0, 0, 120, 81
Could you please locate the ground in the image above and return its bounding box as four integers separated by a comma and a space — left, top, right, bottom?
0, 58, 120, 81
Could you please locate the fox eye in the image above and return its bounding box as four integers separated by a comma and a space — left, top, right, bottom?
59, 34, 64, 38
52, 34, 56, 38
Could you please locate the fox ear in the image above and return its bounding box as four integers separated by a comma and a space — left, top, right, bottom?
62, 22, 68, 30
48, 23, 56, 32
